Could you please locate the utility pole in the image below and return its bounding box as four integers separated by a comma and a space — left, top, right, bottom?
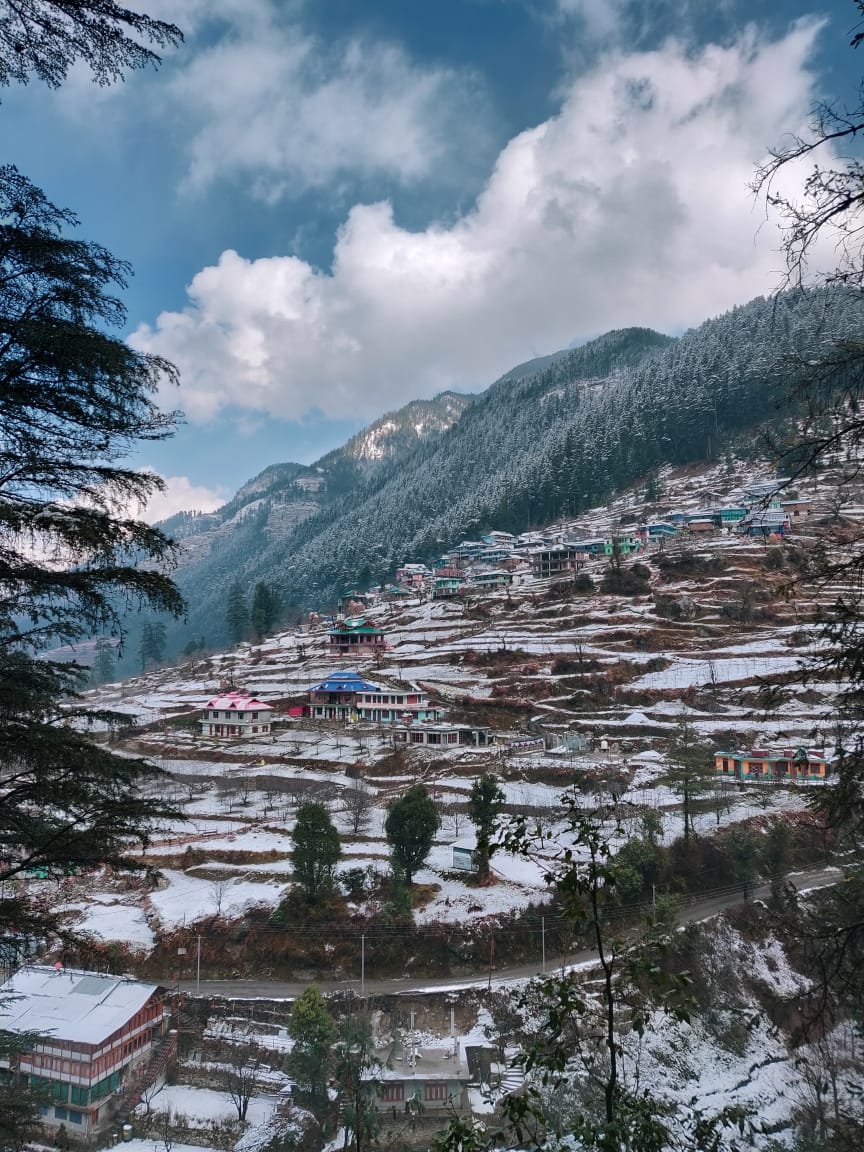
361, 933, 365, 998
196, 935, 201, 994
541, 916, 546, 975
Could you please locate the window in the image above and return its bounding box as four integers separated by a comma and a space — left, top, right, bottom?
425, 1083, 448, 1101
68, 1111, 82, 1124
55, 1107, 68, 1121
70, 1085, 89, 1106
380, 1083, 404, 1103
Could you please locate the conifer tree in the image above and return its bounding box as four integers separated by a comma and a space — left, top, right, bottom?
226, 578, 249, 644
287, 984, 336, 1107
385, 784, 439, 887
0, 7, 185, 1147
468, 773, 505, 882
292, 803, 341, 900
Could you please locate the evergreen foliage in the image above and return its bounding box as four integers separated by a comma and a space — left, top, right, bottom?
162, 290, 863, 659
287, 984, 336, 1107
138, 619, 166, 670
468, 773, 505, 881
0, 165, 184, 649
291, 803, 341, 899
250, 580, 282, 639
664, 716, 714, 849
90, 636, 115, 684
226, 578, 248, 644
385, 784, 439, 887
0, 6, 183, 1146
0, 0, 182, 89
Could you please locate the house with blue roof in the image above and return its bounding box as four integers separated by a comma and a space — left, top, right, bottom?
306, 671, 443, 724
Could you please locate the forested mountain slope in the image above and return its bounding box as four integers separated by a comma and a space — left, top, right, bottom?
156, 289, 861, 658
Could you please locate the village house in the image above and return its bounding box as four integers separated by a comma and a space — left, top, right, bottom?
467, 570, 513, 591
392, 721, 492, 747
337, 590, 375, 616
432, 574, 465, 599
366, 1044, 470, 1115
686, 517, 716, 535
736, 508, 790, 536
0, 966, 171, 1138
714, 746, 832, 783
395, 563, 431, 589
530, 544, 589, 579
306, 671, 443, 723
780, 498, 811, 519
328, 616, 386, 657
199, 690, 274, 738
452, 836, 479, 871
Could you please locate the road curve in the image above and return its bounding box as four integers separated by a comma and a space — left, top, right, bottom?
178, 867, 839, 1001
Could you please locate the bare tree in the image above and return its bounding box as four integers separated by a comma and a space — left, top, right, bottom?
210, 877, 232, 917
441, 801, 465, 839
342, 783, 374, 836
223, 1042, 262, 1123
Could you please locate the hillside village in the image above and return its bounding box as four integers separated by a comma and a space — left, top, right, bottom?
7, 4, 864, 1151
2, 450, 857, 1150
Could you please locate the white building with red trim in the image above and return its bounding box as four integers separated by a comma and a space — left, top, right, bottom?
199, 690, 275, 738
0, 965, 170, 1137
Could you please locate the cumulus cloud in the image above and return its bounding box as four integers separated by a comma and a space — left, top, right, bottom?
51, 0, 484, 199
132, 20, 832, 425
163, 1, 483, 198
136, 474, 227, 523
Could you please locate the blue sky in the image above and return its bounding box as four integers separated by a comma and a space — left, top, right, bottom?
6, 0, 860, 517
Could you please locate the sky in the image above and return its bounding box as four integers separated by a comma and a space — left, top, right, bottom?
6, 0, 862, 519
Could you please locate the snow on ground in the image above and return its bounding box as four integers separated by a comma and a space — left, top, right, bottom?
141, 1083, 276, 1127
69, 900, 155, 950
105, 1141, 216, 1152
149, 870, 286, 928
633, 655, 801, 690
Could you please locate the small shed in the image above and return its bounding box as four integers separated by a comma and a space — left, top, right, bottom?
452, 838, 478, 872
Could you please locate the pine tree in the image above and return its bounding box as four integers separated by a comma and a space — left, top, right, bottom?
385, 784, 440, 887
292, 803, 341, 900
468, 773, 505, 882
0, 8, 185, 1146
91, 636, 116, 684
250, 580, 282, 640
138, 620, 167, 671
226, 578, 248, 644
664, 715, 712, 849
0, 1, 182, 89
287, 984, 336, 1107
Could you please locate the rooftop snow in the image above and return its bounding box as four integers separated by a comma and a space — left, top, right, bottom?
204, 691, 274, 712
1, 965, 161, 1047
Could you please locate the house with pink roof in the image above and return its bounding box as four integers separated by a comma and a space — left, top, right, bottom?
199, 690, 275, 738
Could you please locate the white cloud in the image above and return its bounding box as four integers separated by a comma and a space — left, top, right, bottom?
49, 0, 484, 199
132, 20, 833, 425
163, 1, 482, 198
137, 474, 227, 523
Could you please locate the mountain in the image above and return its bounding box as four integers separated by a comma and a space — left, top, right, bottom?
324, 391, 474, 466
132, 289, 860, 666
149, 391, 473, 578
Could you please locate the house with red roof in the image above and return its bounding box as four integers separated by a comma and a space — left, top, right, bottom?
0, 965, 171, 1137
199, 690, 275, 738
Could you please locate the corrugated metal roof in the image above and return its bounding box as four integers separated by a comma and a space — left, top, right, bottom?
1, 966, 161, 1047
203, 690, 274, 711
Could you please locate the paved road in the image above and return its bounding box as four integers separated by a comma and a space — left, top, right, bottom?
178, 867, 839, 1001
